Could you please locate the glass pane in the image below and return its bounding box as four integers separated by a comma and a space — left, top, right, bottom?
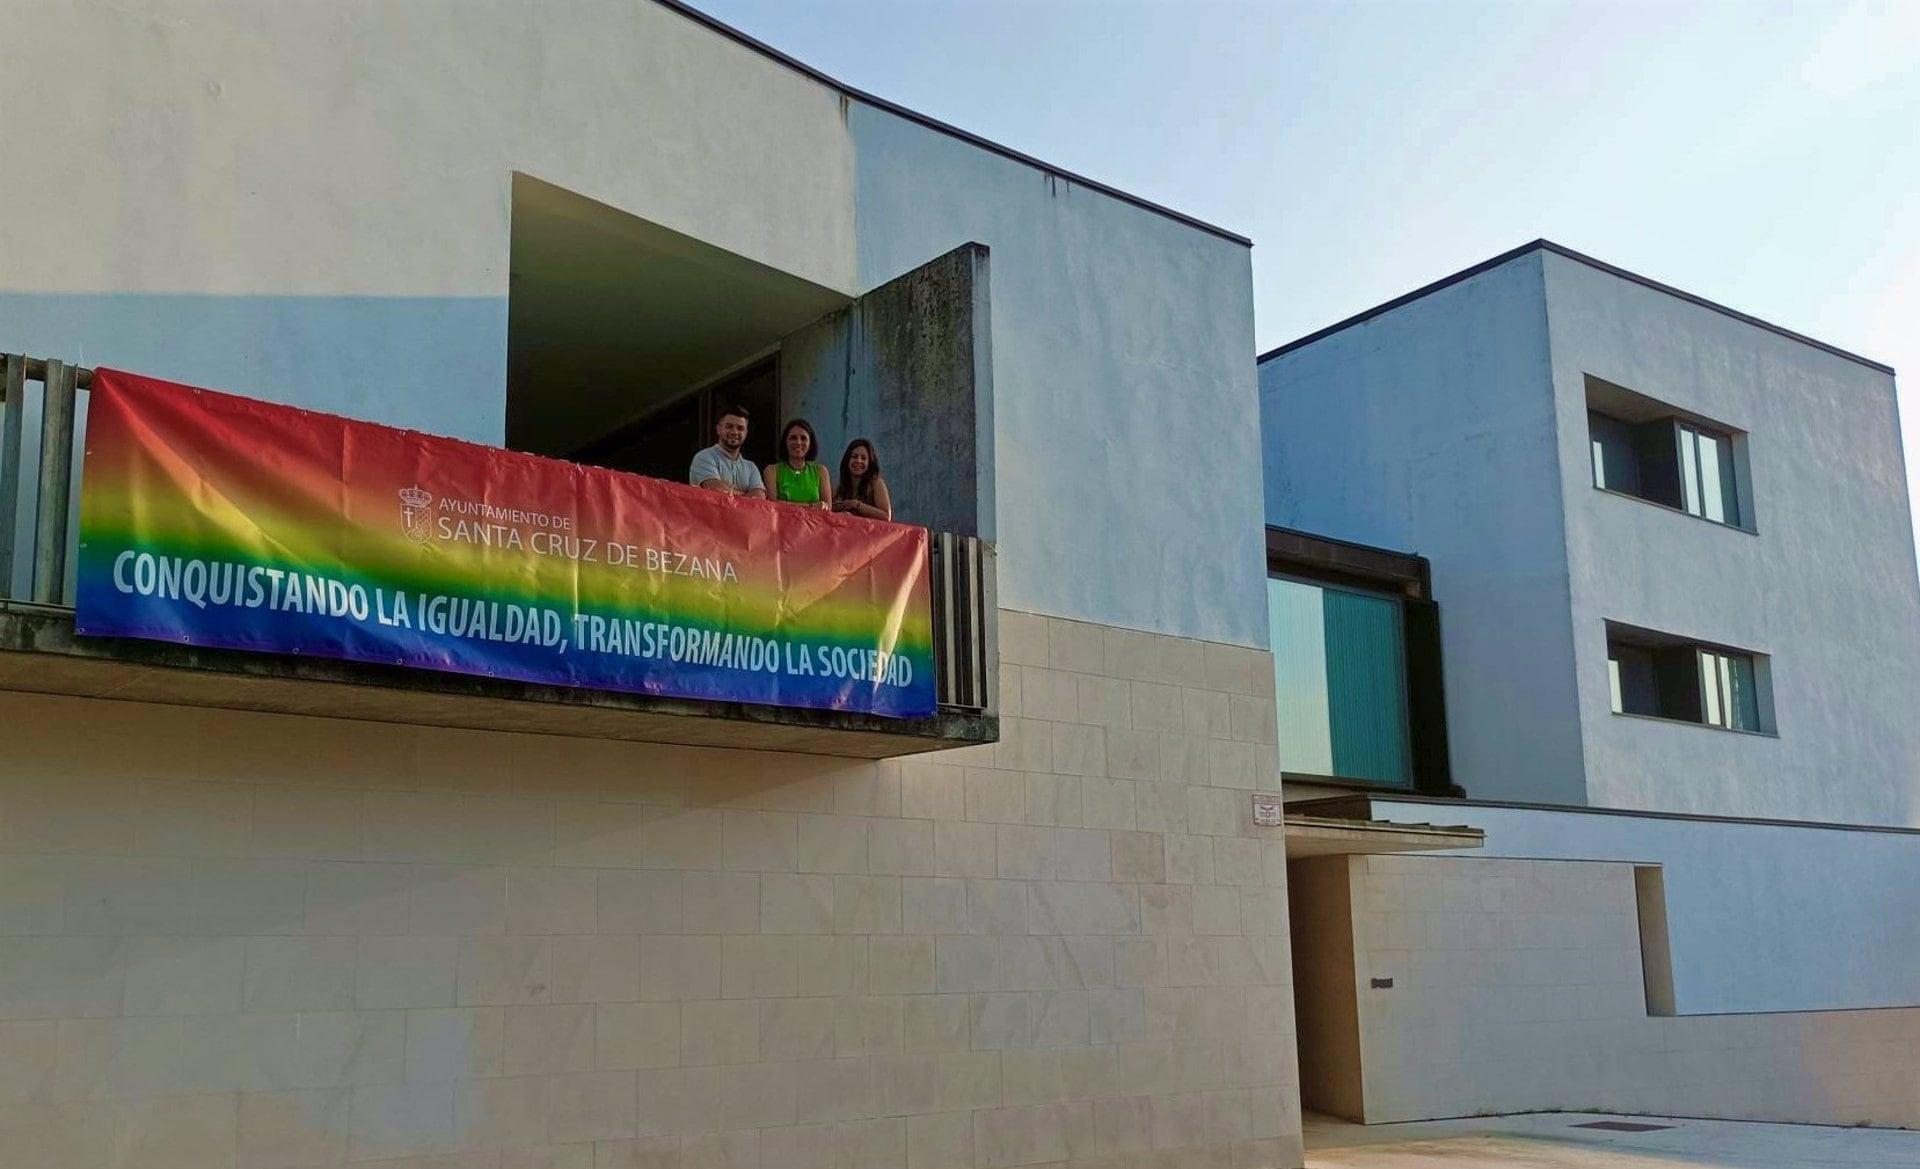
1267, 579, 1333, 776
1697, 431, 1727, 523
1321, 588, 1411, 784
1679, 427, 1702, 516
1589, 412, 1640, 495
1610, 643, 1660, 716
1700, 651, 1723, 727
1726, 654, 1761, 731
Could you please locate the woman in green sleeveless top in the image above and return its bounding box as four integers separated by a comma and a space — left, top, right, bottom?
763, 418, 832, 510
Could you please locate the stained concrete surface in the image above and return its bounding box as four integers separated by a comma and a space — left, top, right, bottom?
1304, 1111, 1920, 1168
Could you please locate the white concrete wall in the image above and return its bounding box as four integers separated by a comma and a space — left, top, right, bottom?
1543, 253, 1920, 826
0, 613, 1305, 1169
851, 107, 1267, 649
0, 0, 860, 440
2, 0, 1269, 650
1376, 798, 1920, 1015
1332, 853, 1920, 1128
1258, 252, 1588, 804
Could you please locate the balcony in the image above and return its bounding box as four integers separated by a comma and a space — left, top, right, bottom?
0, 355, 998, 757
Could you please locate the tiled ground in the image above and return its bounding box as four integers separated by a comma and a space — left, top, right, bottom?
1304, 1111, 1920, 1168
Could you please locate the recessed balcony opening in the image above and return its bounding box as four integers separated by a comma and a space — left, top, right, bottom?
505, 174, 991, 539
505, 173, 849, 474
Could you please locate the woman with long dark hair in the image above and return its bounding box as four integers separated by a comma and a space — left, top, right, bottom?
832, 438, 893, 521
763, 418, 832, 510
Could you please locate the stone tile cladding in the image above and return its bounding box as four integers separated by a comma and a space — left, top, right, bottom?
0, 610, 1304, 1169
1322, 854, 1920, 1127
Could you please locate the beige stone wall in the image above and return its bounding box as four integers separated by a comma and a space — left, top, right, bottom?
0, 609, 1303, 1169
1319, 853, 1920, 1127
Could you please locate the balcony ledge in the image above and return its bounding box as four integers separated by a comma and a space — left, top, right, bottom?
0, 604, 996, 759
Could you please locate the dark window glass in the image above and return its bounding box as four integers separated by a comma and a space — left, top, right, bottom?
1589, 411, 1640, 495
1588, 409, 1743, 527
1608, 627, 1766, 732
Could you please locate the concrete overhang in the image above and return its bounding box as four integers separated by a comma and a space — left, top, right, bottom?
507, 174, 852, 457
0, 604, 992, 759
1283, 813, 1484, 858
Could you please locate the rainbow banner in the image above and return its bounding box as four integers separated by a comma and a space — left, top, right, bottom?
75, 369, 936, 718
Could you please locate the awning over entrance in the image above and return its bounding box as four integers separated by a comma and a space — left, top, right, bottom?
1283, 812, 1483, 857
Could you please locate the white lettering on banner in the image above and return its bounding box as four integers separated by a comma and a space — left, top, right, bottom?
562, 613, 915, 689
438, 497, 572, 530
103, 548, 914, 688
111, 550, 373, 619
422, 495, 742, 582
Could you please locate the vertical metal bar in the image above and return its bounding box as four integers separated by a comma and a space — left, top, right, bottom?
961, 538, 983, 708
0, 355, 25, 599
977, 540, 998, 717
32, 359, 76, 604
930, 533, 946, 705
938, 532, 960, 707
956, 537, 975, 702
950, 534, 967, 706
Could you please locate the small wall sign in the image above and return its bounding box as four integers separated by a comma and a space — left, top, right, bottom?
1251, 794, 1284, 827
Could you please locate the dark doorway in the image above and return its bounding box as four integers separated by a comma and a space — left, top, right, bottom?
569, 358, 779, 483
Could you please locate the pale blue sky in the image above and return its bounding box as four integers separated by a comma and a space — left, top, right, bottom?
700, 0, 1920, 542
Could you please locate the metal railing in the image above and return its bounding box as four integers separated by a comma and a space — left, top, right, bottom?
930, 531, 996, 712
0, 355, 88, 605
0, 354, 997, 715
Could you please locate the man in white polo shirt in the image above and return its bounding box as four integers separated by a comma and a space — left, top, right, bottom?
688, 405, 766, 497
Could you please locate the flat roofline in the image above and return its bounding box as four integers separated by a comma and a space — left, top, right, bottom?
1291, 791, 1920, 839
656, 0, 1251, 249
1257, 239, 1895, 375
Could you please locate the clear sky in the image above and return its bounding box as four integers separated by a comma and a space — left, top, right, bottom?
697, 0, 1920, 546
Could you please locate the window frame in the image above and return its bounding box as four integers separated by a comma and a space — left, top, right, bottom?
1675, 420, 1741, 527
1584, 377, 1755, 534
1263, 526, 1454, 795
1267, 573, 1415, 787
1604, 621, 1774, 736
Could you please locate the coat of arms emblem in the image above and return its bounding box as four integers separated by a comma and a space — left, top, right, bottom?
399, 485, 434, 544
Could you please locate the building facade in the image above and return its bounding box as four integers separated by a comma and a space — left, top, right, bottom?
1261, 242, 1920, 1126
0, 4, 1302, 1168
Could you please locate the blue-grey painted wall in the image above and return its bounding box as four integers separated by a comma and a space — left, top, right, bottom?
850, 105, 1268, 649
1542, 252, 1920, 826
1259, 252, 1588, 803
0, 294, 507, 443
1387, 799, 1920, 1014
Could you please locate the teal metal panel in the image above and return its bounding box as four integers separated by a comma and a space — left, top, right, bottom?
1323, 588, 1411, 784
